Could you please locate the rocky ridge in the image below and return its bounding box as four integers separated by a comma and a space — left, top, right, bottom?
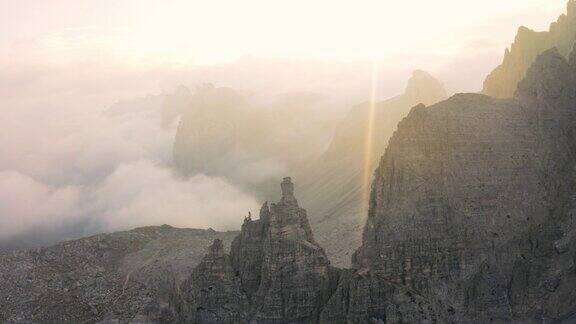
0, 226, 238, 323
483, 0, 576, 98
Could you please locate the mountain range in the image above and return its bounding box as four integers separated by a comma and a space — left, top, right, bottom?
3, 2, 576, 323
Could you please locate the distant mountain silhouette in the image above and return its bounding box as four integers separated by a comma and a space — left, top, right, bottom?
483, 0, 576, 97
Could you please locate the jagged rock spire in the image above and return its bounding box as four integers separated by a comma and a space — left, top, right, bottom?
259, 201, 270, 223
207, 238, 224, 255
192, 178, 336, 322
280, 176, 296, 203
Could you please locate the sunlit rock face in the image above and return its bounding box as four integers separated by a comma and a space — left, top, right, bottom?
298, 70, 447, 267
482, 0, 576, 98
177, 177, 340, 323
331, 48, 576, 322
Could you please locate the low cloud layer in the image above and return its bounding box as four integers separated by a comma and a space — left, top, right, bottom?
0, 170, 81, 240
0, 38, 520, 248
89, 160, 259, 232
0, 72, 261, 246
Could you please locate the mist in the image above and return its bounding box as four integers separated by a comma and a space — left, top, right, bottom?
0, 74, 266, 248
0, 58, 388, 248
0, 49, 557, 249
0, 0, 570, 250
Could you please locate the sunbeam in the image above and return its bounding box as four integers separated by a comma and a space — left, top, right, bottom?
361, 61, 379, 214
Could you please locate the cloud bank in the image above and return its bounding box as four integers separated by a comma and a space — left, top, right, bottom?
0, 72, 261, 246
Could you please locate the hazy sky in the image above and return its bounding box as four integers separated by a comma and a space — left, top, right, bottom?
0, 0, 567, 66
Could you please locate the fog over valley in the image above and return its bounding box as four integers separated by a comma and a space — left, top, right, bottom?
0, 0, 569, 250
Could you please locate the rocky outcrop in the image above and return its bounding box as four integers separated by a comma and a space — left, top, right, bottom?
329, 47, 576, 322
176, 239, 249, 323
482, 0, 576, 98
0, 226, 238, 323
249, 178, 339, 322
298, 70, 447, 267
177, 177, 340, 323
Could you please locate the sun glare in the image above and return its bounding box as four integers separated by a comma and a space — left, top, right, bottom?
2, 0, 564, 67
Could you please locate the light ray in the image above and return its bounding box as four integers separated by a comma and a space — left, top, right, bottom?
361, 61, 379, 214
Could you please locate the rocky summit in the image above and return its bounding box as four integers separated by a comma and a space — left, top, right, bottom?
483, 0, 576, 98
172, 177, 340, 323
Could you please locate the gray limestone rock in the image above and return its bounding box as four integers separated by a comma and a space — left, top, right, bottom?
0, 226, 238, 323
175, 239, 249, 323
336, 47, 576, 322
178, 177, 340, 323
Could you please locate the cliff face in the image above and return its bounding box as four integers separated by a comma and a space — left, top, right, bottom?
176, 178, 340, 323
176, 239, 249, 323
482, 0, 576, 98
333, 47, 576, 322
298, 70, 447, 267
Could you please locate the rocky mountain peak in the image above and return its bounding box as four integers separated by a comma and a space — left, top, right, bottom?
280, 176, 296, 203
404, 69, 447, 106
269, 177, 318, 244
483, 1, 576, 98
178, 178, 338, 322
